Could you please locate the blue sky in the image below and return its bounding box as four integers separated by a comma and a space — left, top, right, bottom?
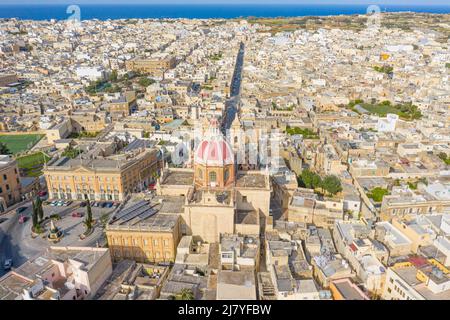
1, 0, 449, 5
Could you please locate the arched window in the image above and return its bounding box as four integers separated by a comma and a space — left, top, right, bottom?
224, 168, 230, 182
209, 171, 217, 183
198, 168, 203, 179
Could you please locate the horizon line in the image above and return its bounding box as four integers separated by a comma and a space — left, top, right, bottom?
1, 2, 450, 6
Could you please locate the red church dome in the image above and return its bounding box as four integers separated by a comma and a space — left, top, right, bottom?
194, 118, 234, 167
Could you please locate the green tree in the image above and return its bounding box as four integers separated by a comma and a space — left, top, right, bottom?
138, 77, 155, 87
300, 169, 323, 189
311, 173, 322, 190
62, 145, 81, 159
84, 195, 93, 231
0, 142, 11, 155
301, 169, 313, 188
31, 198, 38, 229
367, 187, 389, 202
176, 288, 195, 300
437, 153, 450, 165
109, 70, 118, 82
35, 196, 44, 221
321, 175, 342, 195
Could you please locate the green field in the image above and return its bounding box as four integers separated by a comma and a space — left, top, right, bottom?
347, 100, 422, 121
0, 134, 44, 154
16, 152, 51, 177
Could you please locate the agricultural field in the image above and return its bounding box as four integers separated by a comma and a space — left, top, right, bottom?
0, 134, 44, 155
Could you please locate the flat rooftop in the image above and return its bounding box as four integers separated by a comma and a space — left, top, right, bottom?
332, 278, 368, 300
235, 172, 268, 189
161, 170, 193, 186
218, 270, 255, 286
0, 273, 33, 300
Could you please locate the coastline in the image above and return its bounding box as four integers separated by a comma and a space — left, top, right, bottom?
0, 4, 449, 21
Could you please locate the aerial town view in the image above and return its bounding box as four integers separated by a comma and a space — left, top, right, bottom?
0, 0, 449, 306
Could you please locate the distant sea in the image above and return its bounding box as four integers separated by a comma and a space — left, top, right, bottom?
0, 4, 449, 20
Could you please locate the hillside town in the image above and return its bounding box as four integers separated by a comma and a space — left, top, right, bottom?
0, 12, 449, 300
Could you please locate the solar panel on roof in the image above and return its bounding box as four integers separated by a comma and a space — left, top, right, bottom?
132, 208, 157, 225
113, 201, 148, 220
118, 205, 152, 224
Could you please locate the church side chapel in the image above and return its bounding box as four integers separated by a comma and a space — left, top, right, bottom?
156, 117, 271, 243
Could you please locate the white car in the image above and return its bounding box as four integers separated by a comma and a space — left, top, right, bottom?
3, 259, 12, 270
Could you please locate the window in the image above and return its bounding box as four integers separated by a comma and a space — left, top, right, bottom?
144, 239, 148, 246
198, 168, 203, 179
3, 174, 7, 181
153, 239, 158, 246
209, 171, 217, 183
164, 239, 169, 247
224, 168, 229, 182
5, 184, 9, 190
222, 253, 233, 259
242, 196, 248, 203
387, 288, 392, 293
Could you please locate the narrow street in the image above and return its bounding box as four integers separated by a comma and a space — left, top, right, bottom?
223, 41, 244, 131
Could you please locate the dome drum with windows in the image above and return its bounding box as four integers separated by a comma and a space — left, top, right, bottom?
194, 117, 234, 188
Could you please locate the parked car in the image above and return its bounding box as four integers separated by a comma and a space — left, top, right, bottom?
38, 191, 47, 197
94, 202, 101, 207
64, 201, 73, 206
15, 207, 27, 214
18, 214, 27, 224
106, 202, 114, 208
79, 201, 87, 207
101, 202, 108, 208
72, 212, 84, 218
56, 200, 65, 206
50, 201, 58, 206
3, 259, 12, 271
